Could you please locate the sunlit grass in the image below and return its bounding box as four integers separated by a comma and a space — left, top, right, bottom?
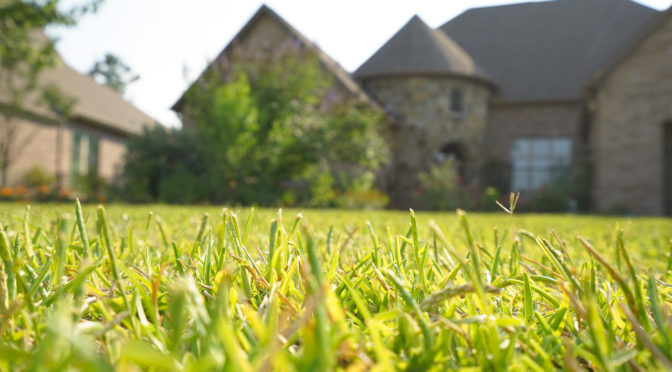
0, 201, 671, 370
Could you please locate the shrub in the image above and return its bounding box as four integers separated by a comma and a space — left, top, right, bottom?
122, 47, 389, 207
481, 186, 501, 211
21, 166, 55, 189
519, 167, 589, 213
119, 126, 207, 203
417, 160, 478, 211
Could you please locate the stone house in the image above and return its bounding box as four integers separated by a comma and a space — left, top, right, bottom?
0, 32, 157, 192
174, 1, 672, 215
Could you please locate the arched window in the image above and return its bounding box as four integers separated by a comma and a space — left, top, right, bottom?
450, 88, 464, 114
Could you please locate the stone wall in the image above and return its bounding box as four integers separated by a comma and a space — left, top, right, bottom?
592, 13, 672, 215
362, 75, 491, 207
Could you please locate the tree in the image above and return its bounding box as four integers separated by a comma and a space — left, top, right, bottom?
122, 47, 389, 206
0, 0, 101, 186
185, 47, 389, 206
88, 53, 139, 95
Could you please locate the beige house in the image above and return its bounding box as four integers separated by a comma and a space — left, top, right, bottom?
0, 33, 157, 191
175, 1, 672, 215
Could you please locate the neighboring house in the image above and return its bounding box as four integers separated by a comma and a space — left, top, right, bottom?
175, 1, 672, 215
0, 32, 157, 191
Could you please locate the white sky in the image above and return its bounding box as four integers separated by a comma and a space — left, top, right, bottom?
46, 0, 672, 127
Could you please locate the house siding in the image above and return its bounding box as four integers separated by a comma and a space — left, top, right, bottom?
1, 116, 127, 189
593, 14, 672, 215
2, 116, 60, 186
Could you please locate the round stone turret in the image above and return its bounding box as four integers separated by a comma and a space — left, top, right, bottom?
354, 15, 495, 207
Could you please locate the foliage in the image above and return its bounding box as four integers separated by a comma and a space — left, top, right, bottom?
521, 167, 589, 213
20, 165, 54, 188
88, 53, 139, 95
120, 126, 208, 203
0, 203, 671, 370
417, 160, 478, 211
72, 172, 107, 200
0, 0, 100, 185
123, 46, 389, 206
40, 83, 76, 117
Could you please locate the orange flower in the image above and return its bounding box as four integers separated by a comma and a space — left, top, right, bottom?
97, 194, 107, 203
14, 186, 27, 195
0, 187, 11, 197
58, 188, 71, 198
38, 184, 51, 194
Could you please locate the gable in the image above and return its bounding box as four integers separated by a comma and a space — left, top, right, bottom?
172, 5, 373, 113
593, 7, 672, 88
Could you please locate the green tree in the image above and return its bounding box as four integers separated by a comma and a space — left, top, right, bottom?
186, 49, 388, 206
0, 0, 101, 185
123, 47, 389, 206
120, 126, 208, 203
88, 53, 139, 95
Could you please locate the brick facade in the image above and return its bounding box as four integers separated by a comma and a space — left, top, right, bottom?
592, 13, 672, 215
486, 101, 584, 165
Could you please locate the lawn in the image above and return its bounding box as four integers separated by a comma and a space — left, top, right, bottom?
0, 202, 671, 370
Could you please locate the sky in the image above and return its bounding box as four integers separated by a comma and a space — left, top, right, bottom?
46, 0, 672, 128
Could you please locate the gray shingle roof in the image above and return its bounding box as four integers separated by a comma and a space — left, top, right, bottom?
439, 0, 659, 102
354, 15, 490, 83
0, 31, 158, 135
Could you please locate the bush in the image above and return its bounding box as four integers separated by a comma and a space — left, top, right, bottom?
119, 126, 207, 203
21, 166, 55, 189
519, 167, 589, 213
481, 186, 501, 211
416, 160, 478, 211
121, 47, 389, 207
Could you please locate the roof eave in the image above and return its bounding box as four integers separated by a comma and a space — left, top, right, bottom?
356, 71, 498, 92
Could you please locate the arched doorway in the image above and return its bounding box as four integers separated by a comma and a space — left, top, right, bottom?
435, 142, 465, 179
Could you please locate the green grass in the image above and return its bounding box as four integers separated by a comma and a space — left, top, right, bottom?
0, 202, 671, 370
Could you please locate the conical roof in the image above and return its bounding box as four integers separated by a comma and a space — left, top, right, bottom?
354, 15, 489, 82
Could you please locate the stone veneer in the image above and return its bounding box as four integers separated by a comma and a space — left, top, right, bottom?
362, 76, 491, 207
592, 13, 672, 215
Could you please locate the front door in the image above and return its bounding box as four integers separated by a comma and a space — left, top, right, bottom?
665, 122, 672, 216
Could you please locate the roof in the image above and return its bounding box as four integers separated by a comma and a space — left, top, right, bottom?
0, 32, 158, 135
172, 4, 375, 112
354, 15, 490, 83
591, 5, 672, 87
440, 0, 659, 102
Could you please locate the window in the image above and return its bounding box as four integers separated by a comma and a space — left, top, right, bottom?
450, 88, 464, 114
511, 138, 571, 192
71, 130, 99, 180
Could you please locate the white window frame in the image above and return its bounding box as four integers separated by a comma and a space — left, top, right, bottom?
510, 137, 572, 192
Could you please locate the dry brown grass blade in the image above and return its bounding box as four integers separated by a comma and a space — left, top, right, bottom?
620, 303, 672, 370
